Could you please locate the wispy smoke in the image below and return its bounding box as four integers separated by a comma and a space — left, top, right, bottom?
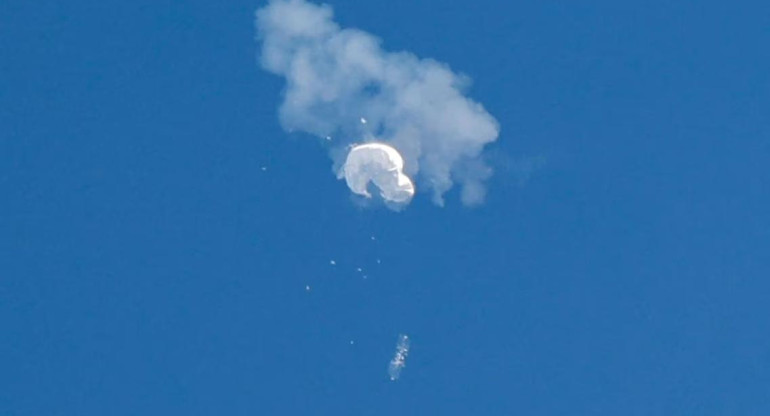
256, 0, 500, 206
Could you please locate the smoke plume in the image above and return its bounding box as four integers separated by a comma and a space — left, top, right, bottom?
256, 0, 500, 206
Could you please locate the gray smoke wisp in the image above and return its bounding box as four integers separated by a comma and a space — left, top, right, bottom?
256, 0, 500, 206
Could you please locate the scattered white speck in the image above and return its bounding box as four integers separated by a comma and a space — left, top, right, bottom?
356, 267, 363, 272
325, 135, 332, 141
329, 260, 336, 265
376, 259, 381, 264
305, 285, 311, 291
360, 117, 367, 124
350, 340, 355, 345
362, 275, 368, 279
370, 235, 376, 241
261, 166, 267, 171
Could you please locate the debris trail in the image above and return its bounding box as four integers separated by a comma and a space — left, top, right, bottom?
388, 334, 410, 381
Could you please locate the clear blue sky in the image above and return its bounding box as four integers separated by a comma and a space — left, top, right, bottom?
2, 0, 769, 414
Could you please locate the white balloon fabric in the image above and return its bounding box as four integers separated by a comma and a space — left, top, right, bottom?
342, 143, 415, 204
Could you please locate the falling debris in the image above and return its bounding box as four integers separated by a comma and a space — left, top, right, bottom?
356, 267, 363, 273
325, 136, 332, 141
388, 334, 410, 381
329, 260, 336, 266
360, 117, 367, 124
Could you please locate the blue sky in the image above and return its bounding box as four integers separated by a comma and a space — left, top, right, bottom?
2, 0, 769, 414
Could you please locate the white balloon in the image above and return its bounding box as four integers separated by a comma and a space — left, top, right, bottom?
342, 143, 415, 204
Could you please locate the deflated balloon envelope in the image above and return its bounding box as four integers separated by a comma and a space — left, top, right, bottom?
342, 143, 415, 204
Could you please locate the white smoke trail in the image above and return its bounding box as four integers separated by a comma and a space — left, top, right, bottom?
256, 0, 500, 206
388, 334, 410, 381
